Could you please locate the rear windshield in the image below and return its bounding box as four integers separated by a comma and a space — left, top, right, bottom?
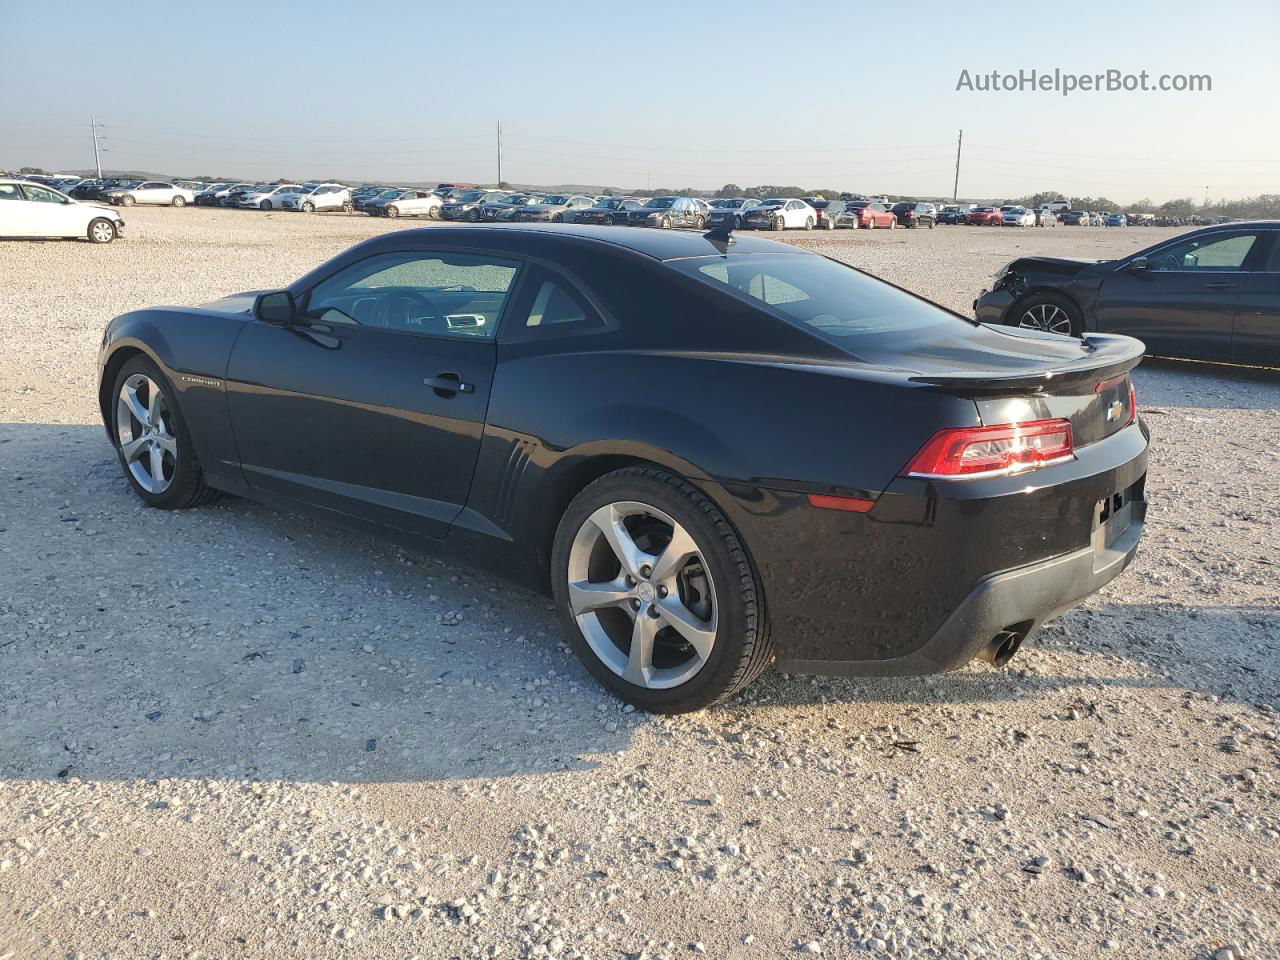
672, 254, 962, 342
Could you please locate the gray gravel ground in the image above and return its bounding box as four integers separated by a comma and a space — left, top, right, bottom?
1, 209, 1277, 960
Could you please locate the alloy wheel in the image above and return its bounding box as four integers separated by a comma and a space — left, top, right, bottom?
1018, 302, 1074, 335
116, 373, 177, 494
566, 501, 717, 690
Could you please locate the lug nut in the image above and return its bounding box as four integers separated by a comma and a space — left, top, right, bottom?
625, 574, 636, 586
640, 565, 652, 578
658, 585, 668, 598
648, 605, 661, 618
630, 598, 641, 610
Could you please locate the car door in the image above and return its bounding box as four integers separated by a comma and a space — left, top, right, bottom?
225, 247, 524, 539
1097, 230, 1263, 362
16, 183, 81, 236
1233, 231, 1280, 367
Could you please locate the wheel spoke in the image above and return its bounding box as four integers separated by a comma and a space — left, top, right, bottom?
655, 597, 715, 661
122, 385, 149, 426
120, 435, 149, 463
568, 578, 632, 616
649, 522, 697, 584
624, 610, 659, 685
587, 504, 648, 577
148, 444, 165, 486
154, 434, 178, 456
147, 385, 164, 426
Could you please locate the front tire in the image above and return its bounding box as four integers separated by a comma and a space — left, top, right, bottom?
87, 218, 116, 244
551, 467, 772, 713
386, 205, 400, 218
428, 205, 441, 220
301, 201, 315, 213
120, 195, 135, 207
771, 216, 784, 232
1011, 292, 1084, 338
111, 356, 219, 510
260, 201, 272, 211
171, 195, 186, 207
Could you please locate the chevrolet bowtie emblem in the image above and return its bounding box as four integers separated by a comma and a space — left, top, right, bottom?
1105, 399, 1125, 422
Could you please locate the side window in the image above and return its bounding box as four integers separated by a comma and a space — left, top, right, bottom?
508, 268, 606, 337
1265, 235, 1280, 272
1149, 233, 1258, 272
21, 185, 64, 203
304, 251, 521, 337
0, 184, 23, 201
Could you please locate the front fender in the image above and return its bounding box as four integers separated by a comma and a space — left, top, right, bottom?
99, 307, 249, 488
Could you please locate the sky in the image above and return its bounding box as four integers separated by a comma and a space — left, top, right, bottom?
3, 0, 1277, 203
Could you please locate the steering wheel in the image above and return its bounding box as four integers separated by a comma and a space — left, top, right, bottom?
379, 291, 444, 330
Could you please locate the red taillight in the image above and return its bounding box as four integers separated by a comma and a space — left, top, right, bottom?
900, 419, 1074, 480
807, 493, 876, 513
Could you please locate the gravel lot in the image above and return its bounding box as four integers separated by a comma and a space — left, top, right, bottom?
1, 209, 1277, 960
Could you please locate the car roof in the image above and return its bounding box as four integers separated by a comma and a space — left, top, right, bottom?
345, 223, 818, 263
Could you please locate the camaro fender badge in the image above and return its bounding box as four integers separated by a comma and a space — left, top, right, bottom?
1104, 399, 1124, 422
180, 375, 223, 388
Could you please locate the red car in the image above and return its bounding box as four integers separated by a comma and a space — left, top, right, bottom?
966, 206, 1002, 225
837, 200, 898, 229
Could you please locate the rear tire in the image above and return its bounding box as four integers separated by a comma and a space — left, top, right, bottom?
87, 218, 116, 244
551, 467, 772, 713
804, 216, 814, 230
866, 218, 875, 230
771, 216, 784, 232
111, 355, 220, 510
889, 217, 897, 229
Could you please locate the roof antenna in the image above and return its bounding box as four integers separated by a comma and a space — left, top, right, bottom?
703, 220, 735, 248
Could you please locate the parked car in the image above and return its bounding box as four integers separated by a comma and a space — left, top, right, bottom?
0, 178, 126, 243
966, 207, 1002, 226
741, 198, 817, 231
219, 184, 264, 207
835, 200, 898, 229
974, 221, 1280, 367
442, 190, 511, 222
381, 191, 445, 219
97, 223, 1149, 712
1105, 213, 1128, 228
1034, 207, 1059, 227
480, 193, 540, 221
1002, 207, 1036, 227
705, 197, 761, 230
193, 183, 242, 206
512, 194, 596, 222
68, 179, 104, 200
891, 202, 936, 229
279, 183, 352, 213
1087, 212, 1104, 226
235, 184, 303, 210
571, 197, 644, 225
105, 181, 195, 207
351, 187, 395, 211
1062, 210, 1089, 226
936, 205, 967, 224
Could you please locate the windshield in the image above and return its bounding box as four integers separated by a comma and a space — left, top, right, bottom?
758, 200, 785, 208
542, 195, 568, 205
673, 254, 958, 344
722, 199, 745, 208
377, 190, 400, 198
456, 191, 486, 203
644, 198, 675, 209
115, 180, 142, 189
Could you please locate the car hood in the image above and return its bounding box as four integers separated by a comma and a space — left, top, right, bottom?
198, 290, 263, 316
1004, 256, 1101, 275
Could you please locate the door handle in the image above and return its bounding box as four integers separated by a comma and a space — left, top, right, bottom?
1202, 281, 1239, 291
424, 372, 474, 397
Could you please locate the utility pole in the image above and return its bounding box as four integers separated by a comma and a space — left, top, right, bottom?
497, 120, 503, 186
952, 128, 963, 202
90, 115, 103, 179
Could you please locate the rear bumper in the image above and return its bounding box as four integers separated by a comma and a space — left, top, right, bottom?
777, 488, 1145, 676
725, 420, 1149, 675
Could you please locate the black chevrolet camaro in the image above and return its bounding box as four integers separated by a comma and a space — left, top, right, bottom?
975, 220, 1280, 368
98, 225, 1149, 712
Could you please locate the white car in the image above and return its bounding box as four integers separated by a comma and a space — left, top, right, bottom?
382, 192, 444, 219
741, 198, 819, 231
0, 178, 125, 243
279, 183, 351, 213
236, 184, 304, 210
1002, 206, 1036, 227
104, 180, 196, 207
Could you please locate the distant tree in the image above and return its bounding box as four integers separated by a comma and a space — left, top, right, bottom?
19, 166, 47, 175
1157, 197, 1197, 217
716, 183, 744, 198
1014, 190, 1069, 208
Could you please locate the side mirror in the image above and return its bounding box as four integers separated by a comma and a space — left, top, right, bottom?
255, 290, 296, 324
1127, 257, 1150, 273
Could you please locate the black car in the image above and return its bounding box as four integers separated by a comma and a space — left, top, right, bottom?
974, 221, 1280, 367
936, 206, 970, 225
810, 199, 859, 231
625, 196, 705, 229
98, 224, 1148, 712
706, 198, 761, 230
572, 197, 643, 225
1062, 210, 1089, 226
891, 202, 936, 229
442, 190, 510, 222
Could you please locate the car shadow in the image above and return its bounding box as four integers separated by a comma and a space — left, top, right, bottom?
1, 423, 1274, 788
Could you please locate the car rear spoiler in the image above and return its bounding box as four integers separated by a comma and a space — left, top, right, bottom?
906, 334, 1146, 395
